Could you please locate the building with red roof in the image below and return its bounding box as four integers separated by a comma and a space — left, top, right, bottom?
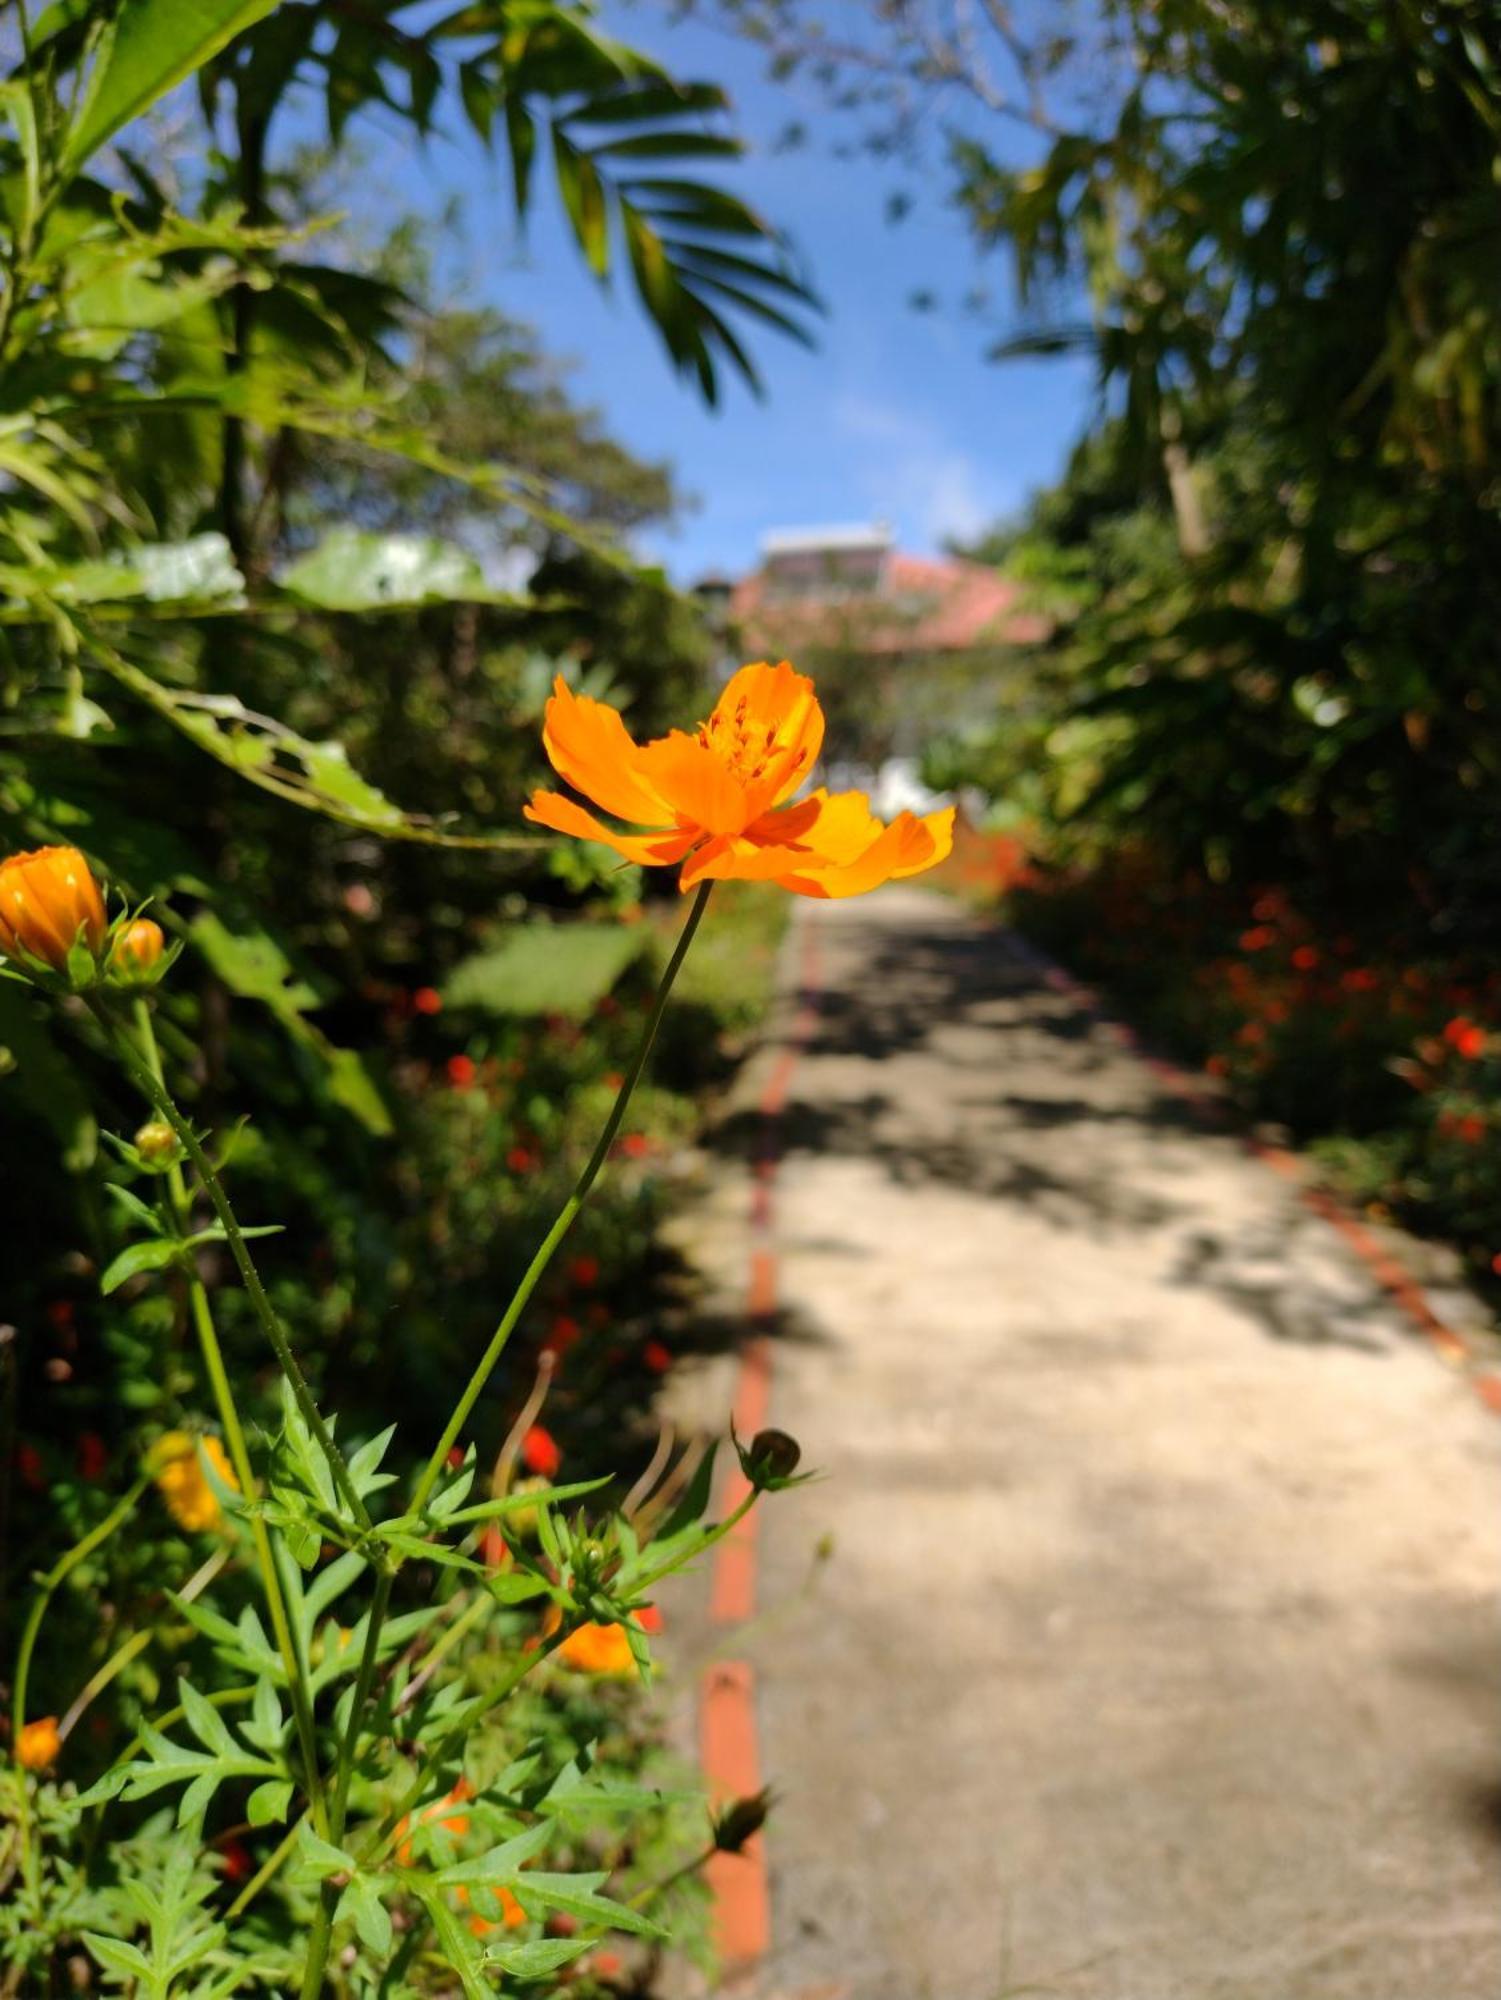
697, 524, 1048, 765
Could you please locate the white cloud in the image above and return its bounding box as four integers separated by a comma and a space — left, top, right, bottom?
831, 393, 1013, 549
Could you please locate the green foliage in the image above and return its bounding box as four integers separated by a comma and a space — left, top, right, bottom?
2, 4, 797, 1992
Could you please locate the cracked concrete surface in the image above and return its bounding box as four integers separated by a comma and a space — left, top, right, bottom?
672, 887, 1501, 2000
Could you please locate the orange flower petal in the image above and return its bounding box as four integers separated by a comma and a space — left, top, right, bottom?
523, 790, 697, 867
540, 678, 674, 826
636, 731, 759, 838
681, 790, 890, 887
780, 807, 956, 899
707, 660, 824, 809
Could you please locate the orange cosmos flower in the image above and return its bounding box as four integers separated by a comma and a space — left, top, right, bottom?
524, 663, 954, 897
395, 1778, 473, 1865
0, 846, 107, 971
454, 1882, 528, 1937
16, 1715, 62, 1771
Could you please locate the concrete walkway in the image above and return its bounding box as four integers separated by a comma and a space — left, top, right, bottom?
675, 887, 1501, 2000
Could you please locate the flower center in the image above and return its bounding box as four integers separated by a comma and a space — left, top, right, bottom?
697, 696, 809, 787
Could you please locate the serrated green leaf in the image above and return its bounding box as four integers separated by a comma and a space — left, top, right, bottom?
293, 1823, 358, 1882
511, 1871, 665, 1938
414, 1885, 490, 2000
337, 1873, 393, 1956
482, 1935, 590, 1978
83, 1933, 153, 1979
178, 1679, 237, 1756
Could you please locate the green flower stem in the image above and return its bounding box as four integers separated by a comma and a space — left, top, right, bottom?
413, 882, 713, 1513
225, 1811, 305, 1920
12, 1475, 147, 1910
119, 999, 330, 1836
391, 1589, 492, 1715
103, 998, 375, 1541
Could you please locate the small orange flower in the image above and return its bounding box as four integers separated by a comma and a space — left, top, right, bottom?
0, 846, 106, 970
524, 663, 954, 897
455, 1882, 528, 1936
110, 917, 165, 980
16, 1715, 62, 1771
395, 1778, 473, 1865
555, 1618, 639, 1676
152, 1431, 237, 1532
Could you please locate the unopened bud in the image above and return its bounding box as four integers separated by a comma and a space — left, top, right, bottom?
133, 1120, 180, 1165
713, 1788, 772, 1852
745, 1428, 801, 1486
110, 918, 165, 983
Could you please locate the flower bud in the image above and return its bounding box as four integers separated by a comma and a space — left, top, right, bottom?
0, 847, 106, 978
110, 917, 165, 984
743, 1427, 802, 1487
133, 1119, 181, 1166
16, 1715, 62, 1771
713, 1788, 772, 1852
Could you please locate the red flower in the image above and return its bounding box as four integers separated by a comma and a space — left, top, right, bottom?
642, 1340, 672, 1374
218, 1838, 253, 1884
617, 1133, 651, 1160
414, 986, 443, 1016
1491, 1253, 1501, 1278
507, 1144, 539, 1173
446, 1445, 465, 1469
76, 1432, 109, 1481
446, 1053, 477, 1087
521, 1424, 560, 1478
1442, 1017, 1487, 1060
15, 1442, 45, 1491
542, 1314, 582, 1360
1205, 1054, 1229, 1077
1342, 968, 1380, 993
1290, 945, 1319, 972
1238, 927, 1275, 952
567, 1254, 599, 1288
635, 1603, 664, 1634
1458, 1113, 1486, 1145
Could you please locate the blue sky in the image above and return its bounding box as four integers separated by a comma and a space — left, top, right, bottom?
412, 8, 1097, 580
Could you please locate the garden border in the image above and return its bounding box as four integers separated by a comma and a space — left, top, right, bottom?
697, 910, 823, 1981
1006, 932, 1501, 1423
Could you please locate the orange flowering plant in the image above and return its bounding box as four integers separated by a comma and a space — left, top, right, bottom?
2, 660, 906, 1997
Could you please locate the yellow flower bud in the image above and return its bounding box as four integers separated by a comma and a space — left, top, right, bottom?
133, 1119, 181, 1165
110, 917, 166, 983
0, 847, 106, 974
16, 1715, 62, 1771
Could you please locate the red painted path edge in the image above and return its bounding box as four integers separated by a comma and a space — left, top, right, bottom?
697, 914, 822, 1979
1011, 935, 1501, 1422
